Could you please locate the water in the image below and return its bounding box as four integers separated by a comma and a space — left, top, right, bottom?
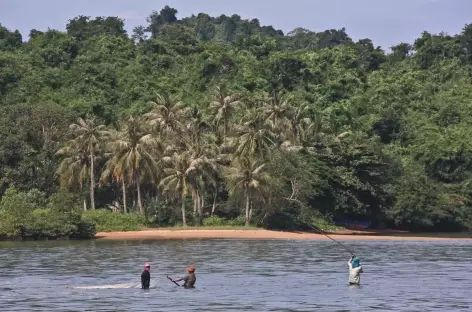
0, 238, 471, 311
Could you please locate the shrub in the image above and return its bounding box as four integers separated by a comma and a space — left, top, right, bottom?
263, 212, 300, 230
0, 187, 36, 237
82, 209, 146, 232
310, 213, 344, 231
228, 215, 246, 226
203, 216, 229, 226
0, 188, 95, 240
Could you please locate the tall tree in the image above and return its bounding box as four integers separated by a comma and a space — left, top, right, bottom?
106, 116, 159, 214
224, 157, 272, 226
57, 116, 108, 210
209, 85, 244, 140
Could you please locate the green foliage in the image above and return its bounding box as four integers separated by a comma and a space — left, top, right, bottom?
81, 210, 146, 232
310, 213, 345, 231
202, 216, 229, 226
1, 7, 472, 233
0, 188, 94, 239
0, 187, 36, 236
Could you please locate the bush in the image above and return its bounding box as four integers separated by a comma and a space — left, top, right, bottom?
25, 209, 78, 238
310, 213, 344, 231
72, 221, 96, 239
0, 188, 95, 240
263, 212, 300, 230
82, 209, 146, 232
0, 187, 37, 237
228, 215, 246, 226
24, 209, 95, 239
203, 216, 229, 226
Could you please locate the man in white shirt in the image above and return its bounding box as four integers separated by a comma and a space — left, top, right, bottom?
348, 255, 363, 285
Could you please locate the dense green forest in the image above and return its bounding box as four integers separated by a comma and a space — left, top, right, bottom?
1, 5, 472, 236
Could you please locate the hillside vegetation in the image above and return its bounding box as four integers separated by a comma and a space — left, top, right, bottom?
1, 6, 472, 235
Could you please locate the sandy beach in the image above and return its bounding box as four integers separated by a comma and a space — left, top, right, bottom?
94, 229, 472, 241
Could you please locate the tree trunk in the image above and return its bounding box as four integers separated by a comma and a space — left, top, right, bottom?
90, 149, 95, 210
245, 191, 250, 226
132, 191, 136, 211
249, 200, 253, 225
136, 170, 143, 214
83, 198, 87, 211
223, 118, 227, 141
193, 191, 197, 217
200, 194, 204, 214
181, 199, 187, 227
211, 189, 217, 216
196, 192, 203, 226
122, 178, 127, 213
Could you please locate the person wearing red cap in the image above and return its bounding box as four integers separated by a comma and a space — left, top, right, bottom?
172, 265, 196, 288
141, 263, 151, 289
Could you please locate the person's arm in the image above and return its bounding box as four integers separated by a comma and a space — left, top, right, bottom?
348, 255, 354, 266
173, 275, 188, 282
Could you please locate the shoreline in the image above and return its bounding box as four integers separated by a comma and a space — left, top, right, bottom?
94, 229, 472, 241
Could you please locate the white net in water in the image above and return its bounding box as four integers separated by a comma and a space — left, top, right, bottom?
69, 281, 158, 289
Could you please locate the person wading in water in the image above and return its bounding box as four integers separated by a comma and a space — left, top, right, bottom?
172, 265, 196, 288
141, 263, 151, 289
348, 255, 363, 285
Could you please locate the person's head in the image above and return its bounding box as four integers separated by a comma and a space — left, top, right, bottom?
351, 256, 361, 268
144, 263, 151, 271
187, 265, 195, 273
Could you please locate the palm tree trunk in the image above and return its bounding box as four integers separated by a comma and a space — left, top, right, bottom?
223, 118, 227, 141
193, 191, 197, 217
90, 149, 95, 210
122, 178, 127, 213
136, 170, 143, 214
132, 191, 136, 211
249, 200, 253, 225
181, 199, 187, 227
245, 190, 250, 226
211, 189, 217, 216
197, 192, 203, 226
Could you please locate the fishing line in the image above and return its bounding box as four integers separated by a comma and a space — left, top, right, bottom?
305, 223, 355, 256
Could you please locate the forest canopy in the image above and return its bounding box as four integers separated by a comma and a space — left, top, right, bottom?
1, 5, 472, 232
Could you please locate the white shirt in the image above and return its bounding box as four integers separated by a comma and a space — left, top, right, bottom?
348, 259, 363, 284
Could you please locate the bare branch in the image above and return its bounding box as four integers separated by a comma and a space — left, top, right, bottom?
282, 179, 303, 205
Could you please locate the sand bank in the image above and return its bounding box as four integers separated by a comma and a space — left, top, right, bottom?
94, 229, 471, 241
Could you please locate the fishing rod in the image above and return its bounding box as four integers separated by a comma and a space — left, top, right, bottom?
305, 223, 355, 256
167, 275, 180, 287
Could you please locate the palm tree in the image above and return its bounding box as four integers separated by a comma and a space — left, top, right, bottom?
145, 93, 188, 136
209, 85, 244, 140
100, 130, 130, 213
184, 106, 215, 154
258, 91, 293, 132
229, 110, 277, 159
224, 156, 272, 226
57, 116, 109, 210
288, 104, 312, 143
159, 152, 193, 226
107, 116, 160, 214
187, 148, 219, 225
55, 140, 91, 211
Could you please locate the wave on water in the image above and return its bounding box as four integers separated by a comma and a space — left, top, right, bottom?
69, 281, 158, 289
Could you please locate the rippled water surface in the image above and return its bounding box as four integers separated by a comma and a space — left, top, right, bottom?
1, 238, 471, 311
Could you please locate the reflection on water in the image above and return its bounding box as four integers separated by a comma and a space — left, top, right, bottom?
0, 238, 471, 311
